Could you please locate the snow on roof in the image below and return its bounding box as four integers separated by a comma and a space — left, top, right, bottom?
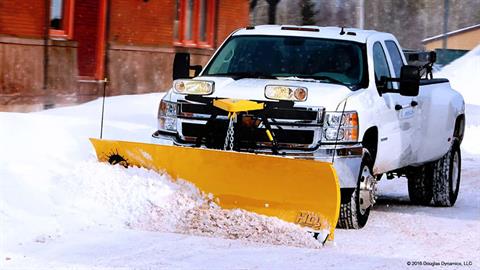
422, 24, 480, 43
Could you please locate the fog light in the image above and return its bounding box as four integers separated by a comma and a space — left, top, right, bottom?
173, 80, 214, 95
294, 88, 307, 101
265, 85, 308, 101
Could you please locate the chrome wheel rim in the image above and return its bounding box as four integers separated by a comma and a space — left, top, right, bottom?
358, 165, 377, 215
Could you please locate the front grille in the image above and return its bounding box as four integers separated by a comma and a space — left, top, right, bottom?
177, 100, 322, 150
181, 103, 227, 116
264, 108, 318, 121
180, 102, 321, 122
183, 122, 314, 143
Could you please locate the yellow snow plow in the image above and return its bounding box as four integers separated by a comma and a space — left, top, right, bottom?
90, 139, 339, 238
90, 98, 340, 239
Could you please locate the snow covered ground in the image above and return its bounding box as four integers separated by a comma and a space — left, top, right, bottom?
1, 47, 479, 269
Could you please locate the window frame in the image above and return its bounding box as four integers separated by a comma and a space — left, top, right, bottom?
372, 42, 392, 88
49, 0, 75, 40
385, 40, 404, 78
174, 0, 216, 48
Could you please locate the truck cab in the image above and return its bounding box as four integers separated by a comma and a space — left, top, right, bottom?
153, 25, 465, 229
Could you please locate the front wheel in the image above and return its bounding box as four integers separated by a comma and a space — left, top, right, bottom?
337, 152, 377, 229
432, 141, 461, 206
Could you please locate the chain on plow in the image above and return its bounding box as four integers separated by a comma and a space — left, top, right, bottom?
224, 112, 237, 150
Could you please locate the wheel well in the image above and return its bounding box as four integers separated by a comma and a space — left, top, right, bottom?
362, 127, 378, 164
454, 114, 465, 144
340, 188, 355, 204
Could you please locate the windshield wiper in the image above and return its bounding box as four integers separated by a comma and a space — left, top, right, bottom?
207, 72, 277, 80
296, 75, 345, 85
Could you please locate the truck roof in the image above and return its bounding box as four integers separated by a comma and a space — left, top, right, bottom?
233, 25, 383, 43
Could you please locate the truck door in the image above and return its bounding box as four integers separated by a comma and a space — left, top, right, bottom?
372, 41, 416, 171
385, 40, 421, 165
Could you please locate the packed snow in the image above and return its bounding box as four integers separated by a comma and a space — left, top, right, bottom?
0, 95, 322, 253
437, 44, 480, 156
436, 45, 480, 107
1, 47, 479, 269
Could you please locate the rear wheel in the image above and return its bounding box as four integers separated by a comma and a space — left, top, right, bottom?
337, 152, 376, 229
432, 142, 461, 206
407, 164, 433, 205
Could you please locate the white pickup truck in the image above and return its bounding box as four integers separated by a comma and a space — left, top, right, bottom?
153, 25, 465, 229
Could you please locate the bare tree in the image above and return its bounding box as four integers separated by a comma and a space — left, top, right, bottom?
250, 0, 258, 11
300, 0, 317, 25
266, 0, 281, 24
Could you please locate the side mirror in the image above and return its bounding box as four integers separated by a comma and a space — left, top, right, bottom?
173, 52, 203, 80
399, 65, 420, 96
173, 53, 190, 80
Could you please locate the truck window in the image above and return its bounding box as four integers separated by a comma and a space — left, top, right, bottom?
203, 35, 368, 89
373, 42, 391, 89
385, 41, 404, 78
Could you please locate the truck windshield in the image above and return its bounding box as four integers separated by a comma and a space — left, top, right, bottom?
203, 35, 367, 88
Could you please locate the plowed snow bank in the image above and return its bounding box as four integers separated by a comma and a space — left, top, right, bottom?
436, 45, 480, 106
1, 158, 322, 249
69, 162, 323, 249
436, 45, 480, 154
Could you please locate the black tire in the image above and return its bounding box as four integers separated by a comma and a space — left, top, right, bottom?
407, 164, 433, 205
432, 142, 461, 206
337, 152, 373, 229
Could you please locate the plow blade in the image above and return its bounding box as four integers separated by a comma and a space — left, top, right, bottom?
90, 138, 340, 238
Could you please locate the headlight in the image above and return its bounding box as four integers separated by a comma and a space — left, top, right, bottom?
158, 99, 177, 132
264, 85, 308, 101
323, 111, 358, 142
173, 79, 214, 95
159, 117, 177, 132
159, 99, 177, 117
324, 127, 345, 141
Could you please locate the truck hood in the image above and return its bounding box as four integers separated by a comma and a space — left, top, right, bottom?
169, 77, 355, 111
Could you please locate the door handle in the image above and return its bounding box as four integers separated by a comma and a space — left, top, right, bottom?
395, 101, 418, 111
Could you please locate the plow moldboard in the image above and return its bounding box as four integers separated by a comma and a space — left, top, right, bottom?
90, 138, 340, 238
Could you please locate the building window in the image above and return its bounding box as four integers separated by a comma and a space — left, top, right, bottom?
174, 0, 216, 48
49, 0, 75, 39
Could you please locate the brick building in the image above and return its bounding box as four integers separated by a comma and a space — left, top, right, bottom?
0, 0, 249, 111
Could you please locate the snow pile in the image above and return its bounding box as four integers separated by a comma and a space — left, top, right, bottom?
436, 45, 480, 106
435, 45, 480, 155
54, 162, 187, 230
0, 101, 323, 250
143, 199, 324, 249
182, 206, 324, 248
61, 162, 323, 248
